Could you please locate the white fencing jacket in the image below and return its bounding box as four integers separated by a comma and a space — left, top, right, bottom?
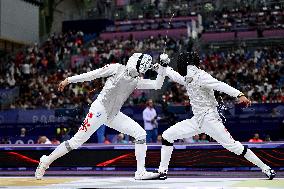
165, 65, 241, 119
68, 63, 166, 121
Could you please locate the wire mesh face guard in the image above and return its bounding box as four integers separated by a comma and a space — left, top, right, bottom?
126, 53, 153, 77
136, 54, 153, 74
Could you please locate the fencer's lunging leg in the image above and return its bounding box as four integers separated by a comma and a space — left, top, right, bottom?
243, 147, 269, 170
49, 106, 106, 164
202, 111, 275, 179
159, 118, 200, 174
45, 141, 70, 163
35, 101, 107, 179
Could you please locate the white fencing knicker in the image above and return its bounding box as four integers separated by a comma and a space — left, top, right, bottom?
67, 100, 146, 150
44, 100, 147, 173
163, 108, 244, 155
159, 108, 270, 173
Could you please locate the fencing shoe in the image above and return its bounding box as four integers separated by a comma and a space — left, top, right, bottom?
134, 170, 160, 180
263, 168, 276, 180
154, 170, 167, 180
35, 155, 50, 180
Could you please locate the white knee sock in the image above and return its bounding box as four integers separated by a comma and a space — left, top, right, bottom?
45, 142, 69, 165
158, 145, 174, 173
135, 143, 147, 172
244, 149, 270, 172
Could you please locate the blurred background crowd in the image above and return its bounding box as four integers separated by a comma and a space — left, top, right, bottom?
1, 32, 283, 109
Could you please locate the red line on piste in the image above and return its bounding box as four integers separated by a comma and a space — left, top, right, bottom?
6, 152, 39, 164
96, 153, 133, 166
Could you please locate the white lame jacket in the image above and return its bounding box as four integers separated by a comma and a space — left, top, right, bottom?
68, 63, 166, 120
165, 66, 241, 119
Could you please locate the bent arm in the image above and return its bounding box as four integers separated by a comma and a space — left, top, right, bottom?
165, 67, 186, 86
68, 64, 120, 83
200, 72, 241, 97
136, 66, 166, 90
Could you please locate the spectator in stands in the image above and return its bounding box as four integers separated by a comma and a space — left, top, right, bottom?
51, 137, 60, 145
271, 108, 281, 117
249, 133, 264, 142
264, 135, 272, 142
192, 134, 200, 143
6, 73, 15, 87
183, 134, 200, 143
59, 128, 71, 142
139, 92, 148, 104
21, 62, 31, 79
160, 95, 178, 126
14, 127, 28, 144
115, 133, 128, 144
199, 134, 209, 143
0, 137, 11, 144
56, 125, 71, 142
96, 124, 106, 143
37, 136, 52, 144
157, 134, 162, 143
20, 128, 26, 137
104, 135, 111, 144
143, 99, 159, 143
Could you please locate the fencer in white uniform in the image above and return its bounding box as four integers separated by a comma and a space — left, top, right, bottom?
35, 53, 170, 180
152, 51, 276, 180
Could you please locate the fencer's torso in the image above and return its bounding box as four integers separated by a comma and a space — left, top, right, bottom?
184, 66, 218, 117
166, 66, 240, 119
68, 58, 166, 121
96, 65, 138, 120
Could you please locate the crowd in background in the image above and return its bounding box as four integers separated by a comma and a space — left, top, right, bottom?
105, 7, 284, 33
201, 47, 284, 103
1, 31, 283, 110
0, 31, 183, 109
90, 0, 284, 22
205, 5, 284, 32
99, 0, 284, 33
0, 31, 90, 109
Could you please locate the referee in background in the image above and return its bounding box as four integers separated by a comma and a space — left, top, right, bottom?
143, 99, 159, 143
